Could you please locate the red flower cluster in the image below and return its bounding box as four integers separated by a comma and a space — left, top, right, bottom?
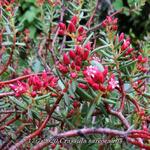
10, 72, 58, 97
58, 16, 86, 42
118, 32, 134, 55
58, 16, 78, 35
58, 42, 91, 78
102, 16, 118, 31
137, 55, 148, 73
9, 81, 28, 97
81, 65, 119, 92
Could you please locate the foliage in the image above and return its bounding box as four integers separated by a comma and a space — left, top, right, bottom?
0, 0, 149, 150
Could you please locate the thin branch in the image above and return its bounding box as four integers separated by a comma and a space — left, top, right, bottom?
0, 92, 14, 98
32, 127, 128, 150
87, 8, 124, 33
9, 93, 64, 150
0, 72, 52, 85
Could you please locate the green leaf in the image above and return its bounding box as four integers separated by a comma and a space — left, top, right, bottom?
35, 93, 50, 101
9, 96, 27, 109
113, 0, 124, 10
64, 93, 70, 106
76, 87, 93, 101
24, 11, 36, 23
87, 103, 96, 120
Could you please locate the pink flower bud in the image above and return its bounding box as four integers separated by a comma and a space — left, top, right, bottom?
75, 56, 82, 66
58, 30, 65, 35
121, 40, 130, 51
58, 64, 68, 74
59, 22, 66, 30
91, 83, 99, 90
84, 42, 91, 51
99, 84, 106, 92
67, 22, 76, 33
77, 35, 83, 42
82, 50, 89, 60
63, 53, 70, 65
71, 16, 78, 25
103, 66, 108, 77
113, 18, 118, 24
102, 20, 107, 27
69, 50, 76, 59
78, 83, 88, 89
97, 72, 104, 83
31, 91, 36, 98
119, 32, 124, 42
137, 55, 143, 62
78, 26, 84, 34
106, 16, 113, 24
126, 48, 134, 55
112, 25, 118, 31
73, 100, 80, 108
75, 66, 81, 71
75, 46, 82, 56
71, 62, 76, 69
70, 72, 78, 79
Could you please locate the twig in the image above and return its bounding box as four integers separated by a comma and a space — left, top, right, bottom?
0, 113, 12, 123
0, 30, 16, 75
86, 0, 100, 28
0, 72, 52, 85
104, 103, 130, 129
0, 115, 20, 131
87, 8, 124, 33
32, 127, 128, 150
0, 92, 14, 98
9, 93, 64, 150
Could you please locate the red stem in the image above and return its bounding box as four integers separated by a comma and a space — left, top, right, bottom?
0, 113, 12, 123
0, 72, 52, 85
9, 93, 64, 150
0, 115, 20, 131
32, 127, 128, 150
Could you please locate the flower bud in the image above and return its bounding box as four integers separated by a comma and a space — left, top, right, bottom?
63, 53, 70, 65
67, 22, 76, 33
69, 50, 76, 59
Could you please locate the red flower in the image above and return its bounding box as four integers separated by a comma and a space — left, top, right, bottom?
83, 66, 106, 90
107, 74, 119, 91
